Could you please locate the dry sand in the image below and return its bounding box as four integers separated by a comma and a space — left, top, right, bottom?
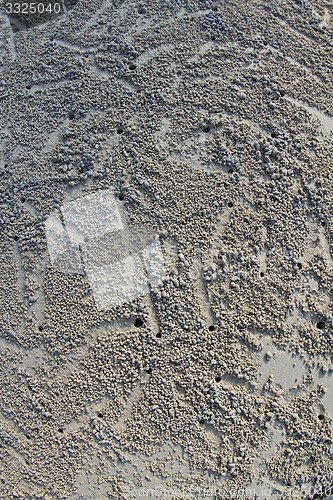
0, 0, 332, 498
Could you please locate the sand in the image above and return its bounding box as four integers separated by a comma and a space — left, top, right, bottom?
0, 0, 332, 498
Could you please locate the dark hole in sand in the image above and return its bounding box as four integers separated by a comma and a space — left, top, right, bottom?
119, 194, 124, 201
38, 325, 43, 332
215, 376, 221, 383
69, 112, 75, 120
129, 64, 137, 71
134, 318, 143, 327
208, 325, 215, 332
156, 332, 162, 338
297, 262, 302, 270
271, 132, 277, 138
21, 197, 25, 203
318, 414, 325, 421
316, 321, 325, 330
146, 368, 152, 374
228, 168, 234, 174
117, 127, 124, 134
203, 126, 210, 133
228, 201, 233, 208
97, 412, 104, 418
